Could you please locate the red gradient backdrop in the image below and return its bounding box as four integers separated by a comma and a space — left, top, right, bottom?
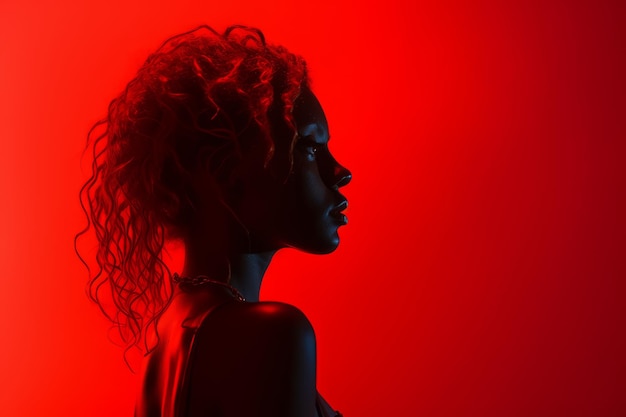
1, 0, 624, 416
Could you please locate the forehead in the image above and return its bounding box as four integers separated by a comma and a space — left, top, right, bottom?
293, 87, 329, 141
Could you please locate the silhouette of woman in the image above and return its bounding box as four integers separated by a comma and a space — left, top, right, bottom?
76, 25, 350, 417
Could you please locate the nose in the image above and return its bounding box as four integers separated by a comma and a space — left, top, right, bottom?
333, 163, 352, 189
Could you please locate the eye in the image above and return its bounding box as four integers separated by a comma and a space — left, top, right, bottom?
296, 137, 325, 160
305, 144, 321, 157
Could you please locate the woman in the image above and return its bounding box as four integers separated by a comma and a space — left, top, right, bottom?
76, 25, 350, 417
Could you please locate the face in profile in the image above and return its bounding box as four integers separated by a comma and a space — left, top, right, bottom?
274, 86, 352, 254
234, 86, 351, 254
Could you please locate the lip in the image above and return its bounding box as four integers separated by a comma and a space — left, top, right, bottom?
329, 200, 349, 225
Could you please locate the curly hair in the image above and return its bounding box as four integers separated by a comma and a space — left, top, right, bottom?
75, 25, 308, 356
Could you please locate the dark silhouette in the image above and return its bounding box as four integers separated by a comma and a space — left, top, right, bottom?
76, 25, 350, 417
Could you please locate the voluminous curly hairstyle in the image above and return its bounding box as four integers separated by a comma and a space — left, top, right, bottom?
75, 25, 308, 355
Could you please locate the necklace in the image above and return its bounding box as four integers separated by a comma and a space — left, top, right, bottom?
172, 273, 246, 302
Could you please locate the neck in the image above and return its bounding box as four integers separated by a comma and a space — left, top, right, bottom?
181, 209, 279, 302
181, 248, 276, 303
227, 252, 276, 302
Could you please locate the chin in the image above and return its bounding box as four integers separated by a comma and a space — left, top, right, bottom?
300, 234, 341, 255
281, 223, 343, 254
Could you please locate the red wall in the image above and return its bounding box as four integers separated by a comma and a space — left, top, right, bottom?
1, 0, 624, 416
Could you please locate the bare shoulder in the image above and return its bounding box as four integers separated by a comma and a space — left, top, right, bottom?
201, 300, 316, 349
231, 301, 314, 333
188, 301, 317, 417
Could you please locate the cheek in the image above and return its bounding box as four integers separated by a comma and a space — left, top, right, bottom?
295, 166, 333, 216
275, 171, 341, 253
277, 167, 329, 230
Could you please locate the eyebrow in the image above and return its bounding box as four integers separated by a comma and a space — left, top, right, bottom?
297, 134, 330, 145
299, 121, 329, 137
297, 125, 330, 144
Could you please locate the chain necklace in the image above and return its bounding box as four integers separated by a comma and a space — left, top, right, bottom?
172, 273, 246, 302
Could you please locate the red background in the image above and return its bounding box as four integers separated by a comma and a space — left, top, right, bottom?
1, 0, 624, 416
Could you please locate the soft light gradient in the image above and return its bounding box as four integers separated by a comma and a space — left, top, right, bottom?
1, 0, 624, 416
